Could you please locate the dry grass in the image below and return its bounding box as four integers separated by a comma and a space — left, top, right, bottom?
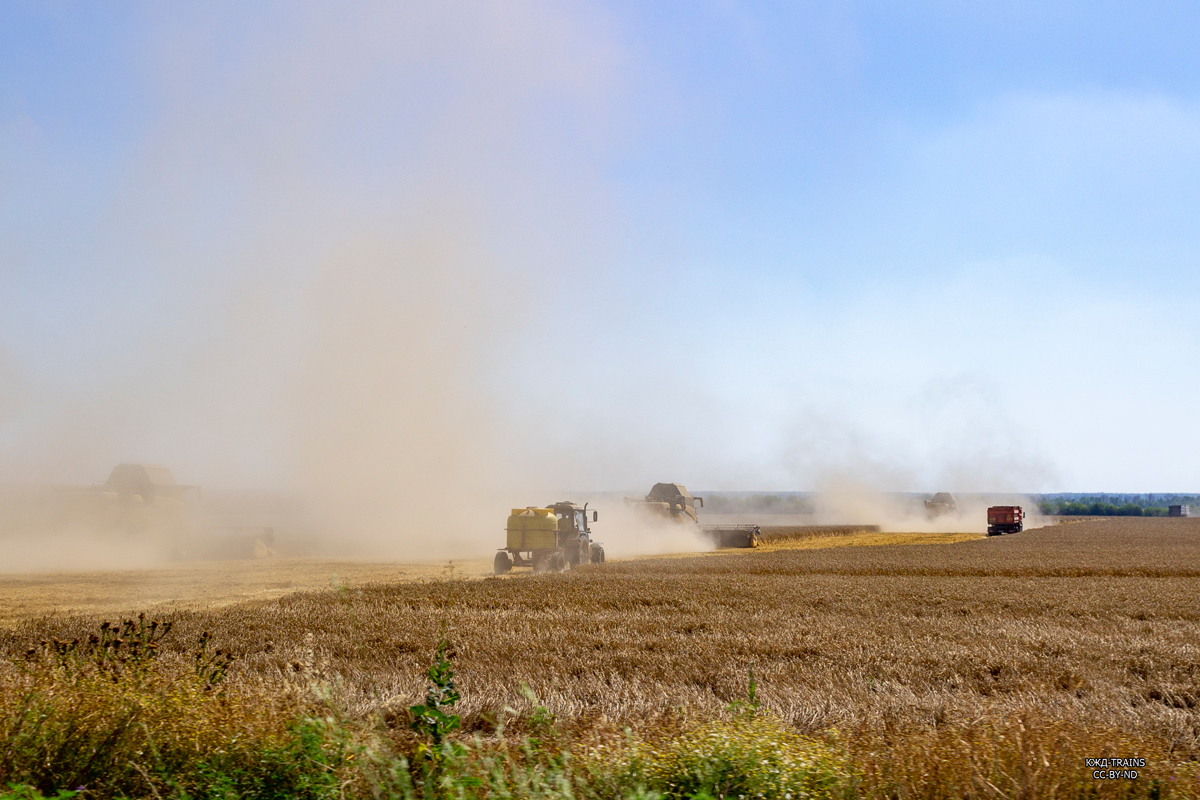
0, 529, 954, 623
757, 529, 981, 551
4, 517, 1200, 796
755, 524, 882, 545
0, 557, 495, 623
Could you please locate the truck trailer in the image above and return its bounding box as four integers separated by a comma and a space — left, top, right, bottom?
987, 505, 1024, 536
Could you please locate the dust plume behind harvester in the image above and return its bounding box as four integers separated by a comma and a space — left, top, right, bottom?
102, 464, 277, 559
624, 482, 761, 548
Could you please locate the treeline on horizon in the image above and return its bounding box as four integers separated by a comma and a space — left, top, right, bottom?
703, 492, 1198, 517
1037, 494, 1198, 517
1040, 501, 1169, 517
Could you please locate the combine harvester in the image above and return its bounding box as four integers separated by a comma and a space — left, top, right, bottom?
495, 501, 604, 574
12, 464, 276, 560
103, 464, 276, 559
924, 492, 958, 519
625, 483, 760, 548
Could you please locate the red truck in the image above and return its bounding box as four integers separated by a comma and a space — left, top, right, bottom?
987, 505, 1024, 536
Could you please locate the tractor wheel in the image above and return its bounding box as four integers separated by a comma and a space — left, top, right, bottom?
493, 551, 514, 575
567, 542, 583, 567
550, 552, 568, 572
590, 544, 605, 564
532, 552, 550, 573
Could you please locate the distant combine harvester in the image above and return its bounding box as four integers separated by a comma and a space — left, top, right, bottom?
31, 463, 275, 560
101, 463, 199, 503
924, 492, 957, 519
1169, 505, 1191, 517
625, 483, 761, 548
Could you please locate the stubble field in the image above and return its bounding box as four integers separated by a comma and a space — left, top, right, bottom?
3, 517, 1200, 798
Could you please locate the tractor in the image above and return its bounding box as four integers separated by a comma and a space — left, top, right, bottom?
494, 501, 604, 574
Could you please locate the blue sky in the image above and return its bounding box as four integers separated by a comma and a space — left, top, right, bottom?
1, 1, 1198, 494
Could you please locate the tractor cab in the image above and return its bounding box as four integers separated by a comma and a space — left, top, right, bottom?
550, 501, 600, 566
549, 501, 598, 537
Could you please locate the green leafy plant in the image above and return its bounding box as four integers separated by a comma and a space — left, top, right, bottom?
519, 683, 557, 746
618, 716, 851, 800
1, 786, 78, 800
409, 636, 462, 755
725, 666, 759, 719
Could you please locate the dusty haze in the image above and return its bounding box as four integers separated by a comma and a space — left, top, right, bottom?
0, 2, 1057, 570
1, 3, 621, 564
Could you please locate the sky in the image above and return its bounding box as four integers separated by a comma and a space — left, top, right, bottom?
1, 1, 1198, 497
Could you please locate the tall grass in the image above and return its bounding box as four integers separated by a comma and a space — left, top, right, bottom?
1, 620, 861, 800
4, 619, 1197, 799
0, 620, 352, 799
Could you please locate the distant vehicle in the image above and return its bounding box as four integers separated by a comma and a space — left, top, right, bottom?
924, 492, 958, 518
102, 463, 199, 503
495, 501, 602, 574
21, 464, 273, 560
987, 505, 1024, 536
1169, 505, 1191, 517
624, 482, 704, 523
625, 482, 760, 548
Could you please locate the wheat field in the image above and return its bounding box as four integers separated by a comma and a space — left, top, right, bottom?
4, 517, 1200, 796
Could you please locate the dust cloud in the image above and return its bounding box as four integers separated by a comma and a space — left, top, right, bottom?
1, 3, 624, 567
578, 498, 716, 558
0, 483, 186, 573
0, 3, 1059, 574
807, 486, 1050, 533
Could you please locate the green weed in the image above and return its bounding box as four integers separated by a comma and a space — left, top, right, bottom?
409, 635, 462, 754
612, 717, 852, 800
